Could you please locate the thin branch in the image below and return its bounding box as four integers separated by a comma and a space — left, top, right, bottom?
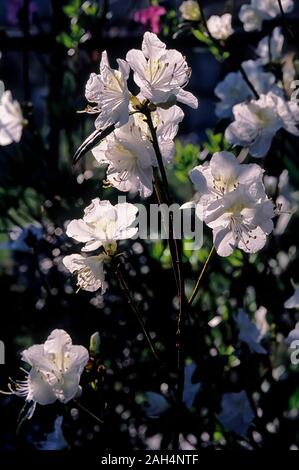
188, 246, 215, 306
112, 262, 164, 369
143, 109, 186, 451
73, 399, 104, 424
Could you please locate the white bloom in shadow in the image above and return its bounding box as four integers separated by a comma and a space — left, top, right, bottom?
8, 330, 89, 417
85, 51, 130, 129
206, 14, 234, 40
144, 363, 201, 418
215, 60, 277, 119
239, 0, 294, 32
235, 309, 267, 354
225, 92, 299, 158
63, 253, 109, 293
144, 392, 171, 418
218, 391, 254, 436
256, 27, 284, 65
0, 85, 24, 146
284, 287, 299, 309
66, 198, 138, 252
126, 32, 198, 109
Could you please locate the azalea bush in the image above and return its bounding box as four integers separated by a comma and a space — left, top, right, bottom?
0, 0, 299, 453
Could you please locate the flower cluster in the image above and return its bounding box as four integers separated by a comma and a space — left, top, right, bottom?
225, 92, 299, 158
63, 199, 138, 292
190, 151, 275, 256
215, 59, 278, 119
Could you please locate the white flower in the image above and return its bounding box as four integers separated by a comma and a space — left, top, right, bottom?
126, 32, 198, 109
239, 0, 294, 32
256, 27, 284, 65
66, 198, 138, 252
206, 14, 234, 40
92, 117, 155, 197
63, 253, 109, 293
284, 287, 299, 309
206, 187, 274, 256
92, 104, 183, 197
215, 60, 277, 119
0, 86, 24, 146
133, 101, 184, 164
225, 92, 299, 158
85, 50, 130, 130
179, 0, 201, 21
9, 330, 89, 415
190, 150, 265, 206
235, 309, 267, 354
218, 391, 254, 436
190, 151, 275, 256
286, 322, 299, 344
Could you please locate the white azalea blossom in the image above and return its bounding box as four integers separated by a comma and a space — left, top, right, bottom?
8, 330, 89, 417
206, 14, 234, 41
235, 310, 267, 354
126, 32, 198, 109
133, 102, 184, 163
218, 391, 255, 436
239, 0, 294, 32
85, 50, 130, 129
284, 287, 299, 309
179, 0, 201, 21
256, 27, 284, 65
66, 198, 138, 252
0, 85, 24, 146
190, 151, 275, 256
215, 60, 277, 119
225, 92, 299, 158
92, 117, 155, 198
63, 253, 109, 293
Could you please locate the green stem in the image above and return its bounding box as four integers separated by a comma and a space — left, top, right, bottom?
112, 262, 164, 369
143, 108, 186, 451
188, 246, 215, 306
73, 399, 104, 424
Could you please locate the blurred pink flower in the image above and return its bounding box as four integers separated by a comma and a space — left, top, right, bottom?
133, 5, 166, 34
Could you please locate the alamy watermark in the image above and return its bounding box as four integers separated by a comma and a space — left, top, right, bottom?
117, 196, 204, 250
290, 340, 299, 365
